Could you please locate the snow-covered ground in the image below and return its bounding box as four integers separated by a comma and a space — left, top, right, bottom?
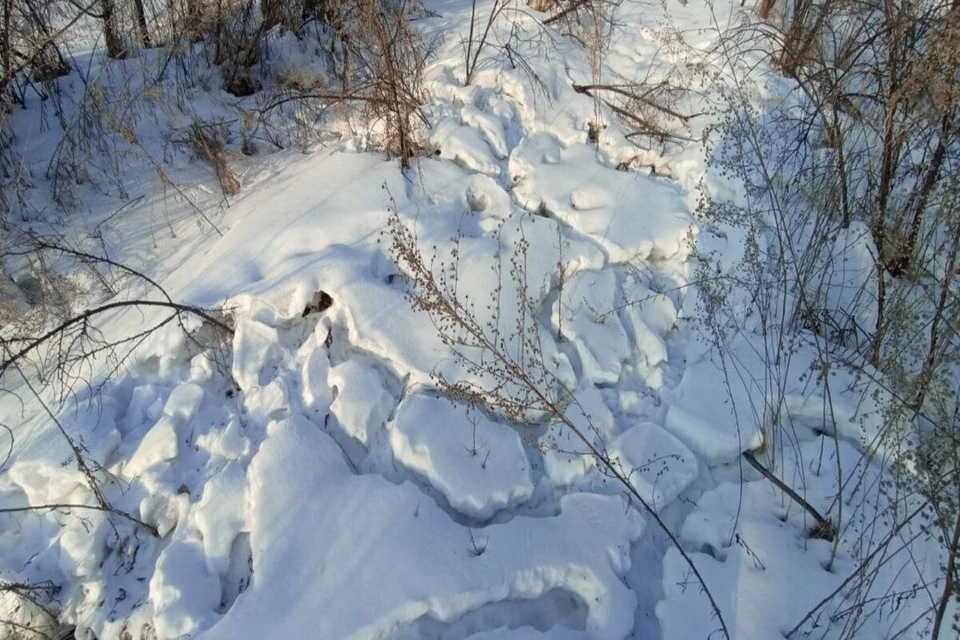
0, 1, 950, 639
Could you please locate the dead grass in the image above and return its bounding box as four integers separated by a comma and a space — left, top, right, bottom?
188, 121, 241, 197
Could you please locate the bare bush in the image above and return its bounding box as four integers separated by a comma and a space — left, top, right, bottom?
387, 207, 732, 640
690, 0, 960, 636
186, 120, 242, 196
345, 0, 429, 167
464, 0, 510, 86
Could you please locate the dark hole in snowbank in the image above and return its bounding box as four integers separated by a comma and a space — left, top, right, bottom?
302, 290, 334, 317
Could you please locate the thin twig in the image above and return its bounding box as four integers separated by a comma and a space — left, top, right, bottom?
1, 299, 233, 379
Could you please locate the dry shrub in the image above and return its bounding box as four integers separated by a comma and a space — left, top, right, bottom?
350, 0, 429, 167
188, 122, 241, 196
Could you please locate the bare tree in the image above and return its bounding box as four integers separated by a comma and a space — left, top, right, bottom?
692, 0, 960, 636
133, 0, 151, 47
100, 0, 125, 58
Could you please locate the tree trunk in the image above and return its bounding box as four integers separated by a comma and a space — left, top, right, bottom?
913, 221, 960, 411
903, 108, 955, 272
185, 0, 204, 41
758, 0, 776, 19
263, 0, 284, 29
1, 0, 12, 94
133, 0, 152, 48
778, 0, 810, 74
100, 0, 125, 58
22, 0, 69, 81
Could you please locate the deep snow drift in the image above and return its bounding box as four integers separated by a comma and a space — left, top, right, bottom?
0, 1, 949, 639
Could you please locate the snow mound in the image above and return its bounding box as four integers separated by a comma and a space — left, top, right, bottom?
195, 417, 250, 462
553, 269, 630, 385
163, 383, 205, 423
510, 135, 691, 263
618, 277, 677, 389
199, 416, 643, 640
301, 344, 333, 414
243, 377, 290, 424
333, 212, 596, 396
659, 474, 843, 640
150, 538, 221, 639
665, 333, 895, 464
431, 117, 503, 176
390, 395, 534, 519
123, 416, 179, 479
663, 343, 766, 464
468, 627, 588, 639
328, 360, 394, 448
610, 422, 698, 511
663, 404, 759, 465
542, 385, 615, 487
7, 460, 89, 508
190, 461, 248, 577
231, 317, 282, 394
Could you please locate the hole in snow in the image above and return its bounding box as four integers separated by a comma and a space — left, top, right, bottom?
699, 543, 721, 560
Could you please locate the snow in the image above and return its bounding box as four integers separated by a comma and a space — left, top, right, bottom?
810, 220, 880, 342
0, 2, 949, 639
542, 385, 614, 487
390, 394, 534, 519
329, 359, 395, 449
431, 118, 504, 176
163, 383, 206, 423
200, 416, 643, 639
511, 136, 692, 264
231, 317, 282, 394
661, 435, 939, 640
610, 422, 699, 511
150, 538, 221, 638
7, 461, 89, 508
123, 416, 179, 479
553, 269, 630, 385
190, 461, 248, 577
195, 417, 250, 462
300, 329, 333, 413
619, 277, 677, 389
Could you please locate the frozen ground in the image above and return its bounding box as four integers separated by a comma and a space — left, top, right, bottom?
0, 1, 948, 639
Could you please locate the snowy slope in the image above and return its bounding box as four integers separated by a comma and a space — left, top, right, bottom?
0, 1, 949, 639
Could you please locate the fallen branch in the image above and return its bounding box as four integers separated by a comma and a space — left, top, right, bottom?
543, 0, 593, 26
0, 503, 159, 537
572, 82, 701, 123
743, 449, 836, 539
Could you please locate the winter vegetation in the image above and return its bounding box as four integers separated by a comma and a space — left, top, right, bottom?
0, 0, 958, 638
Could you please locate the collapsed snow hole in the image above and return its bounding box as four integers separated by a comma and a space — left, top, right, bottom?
302, 290, 334, 317
387, 588, 588, 640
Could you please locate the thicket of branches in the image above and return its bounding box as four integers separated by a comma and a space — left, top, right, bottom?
2, 0, 958, 638
692, 0, 960, 636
